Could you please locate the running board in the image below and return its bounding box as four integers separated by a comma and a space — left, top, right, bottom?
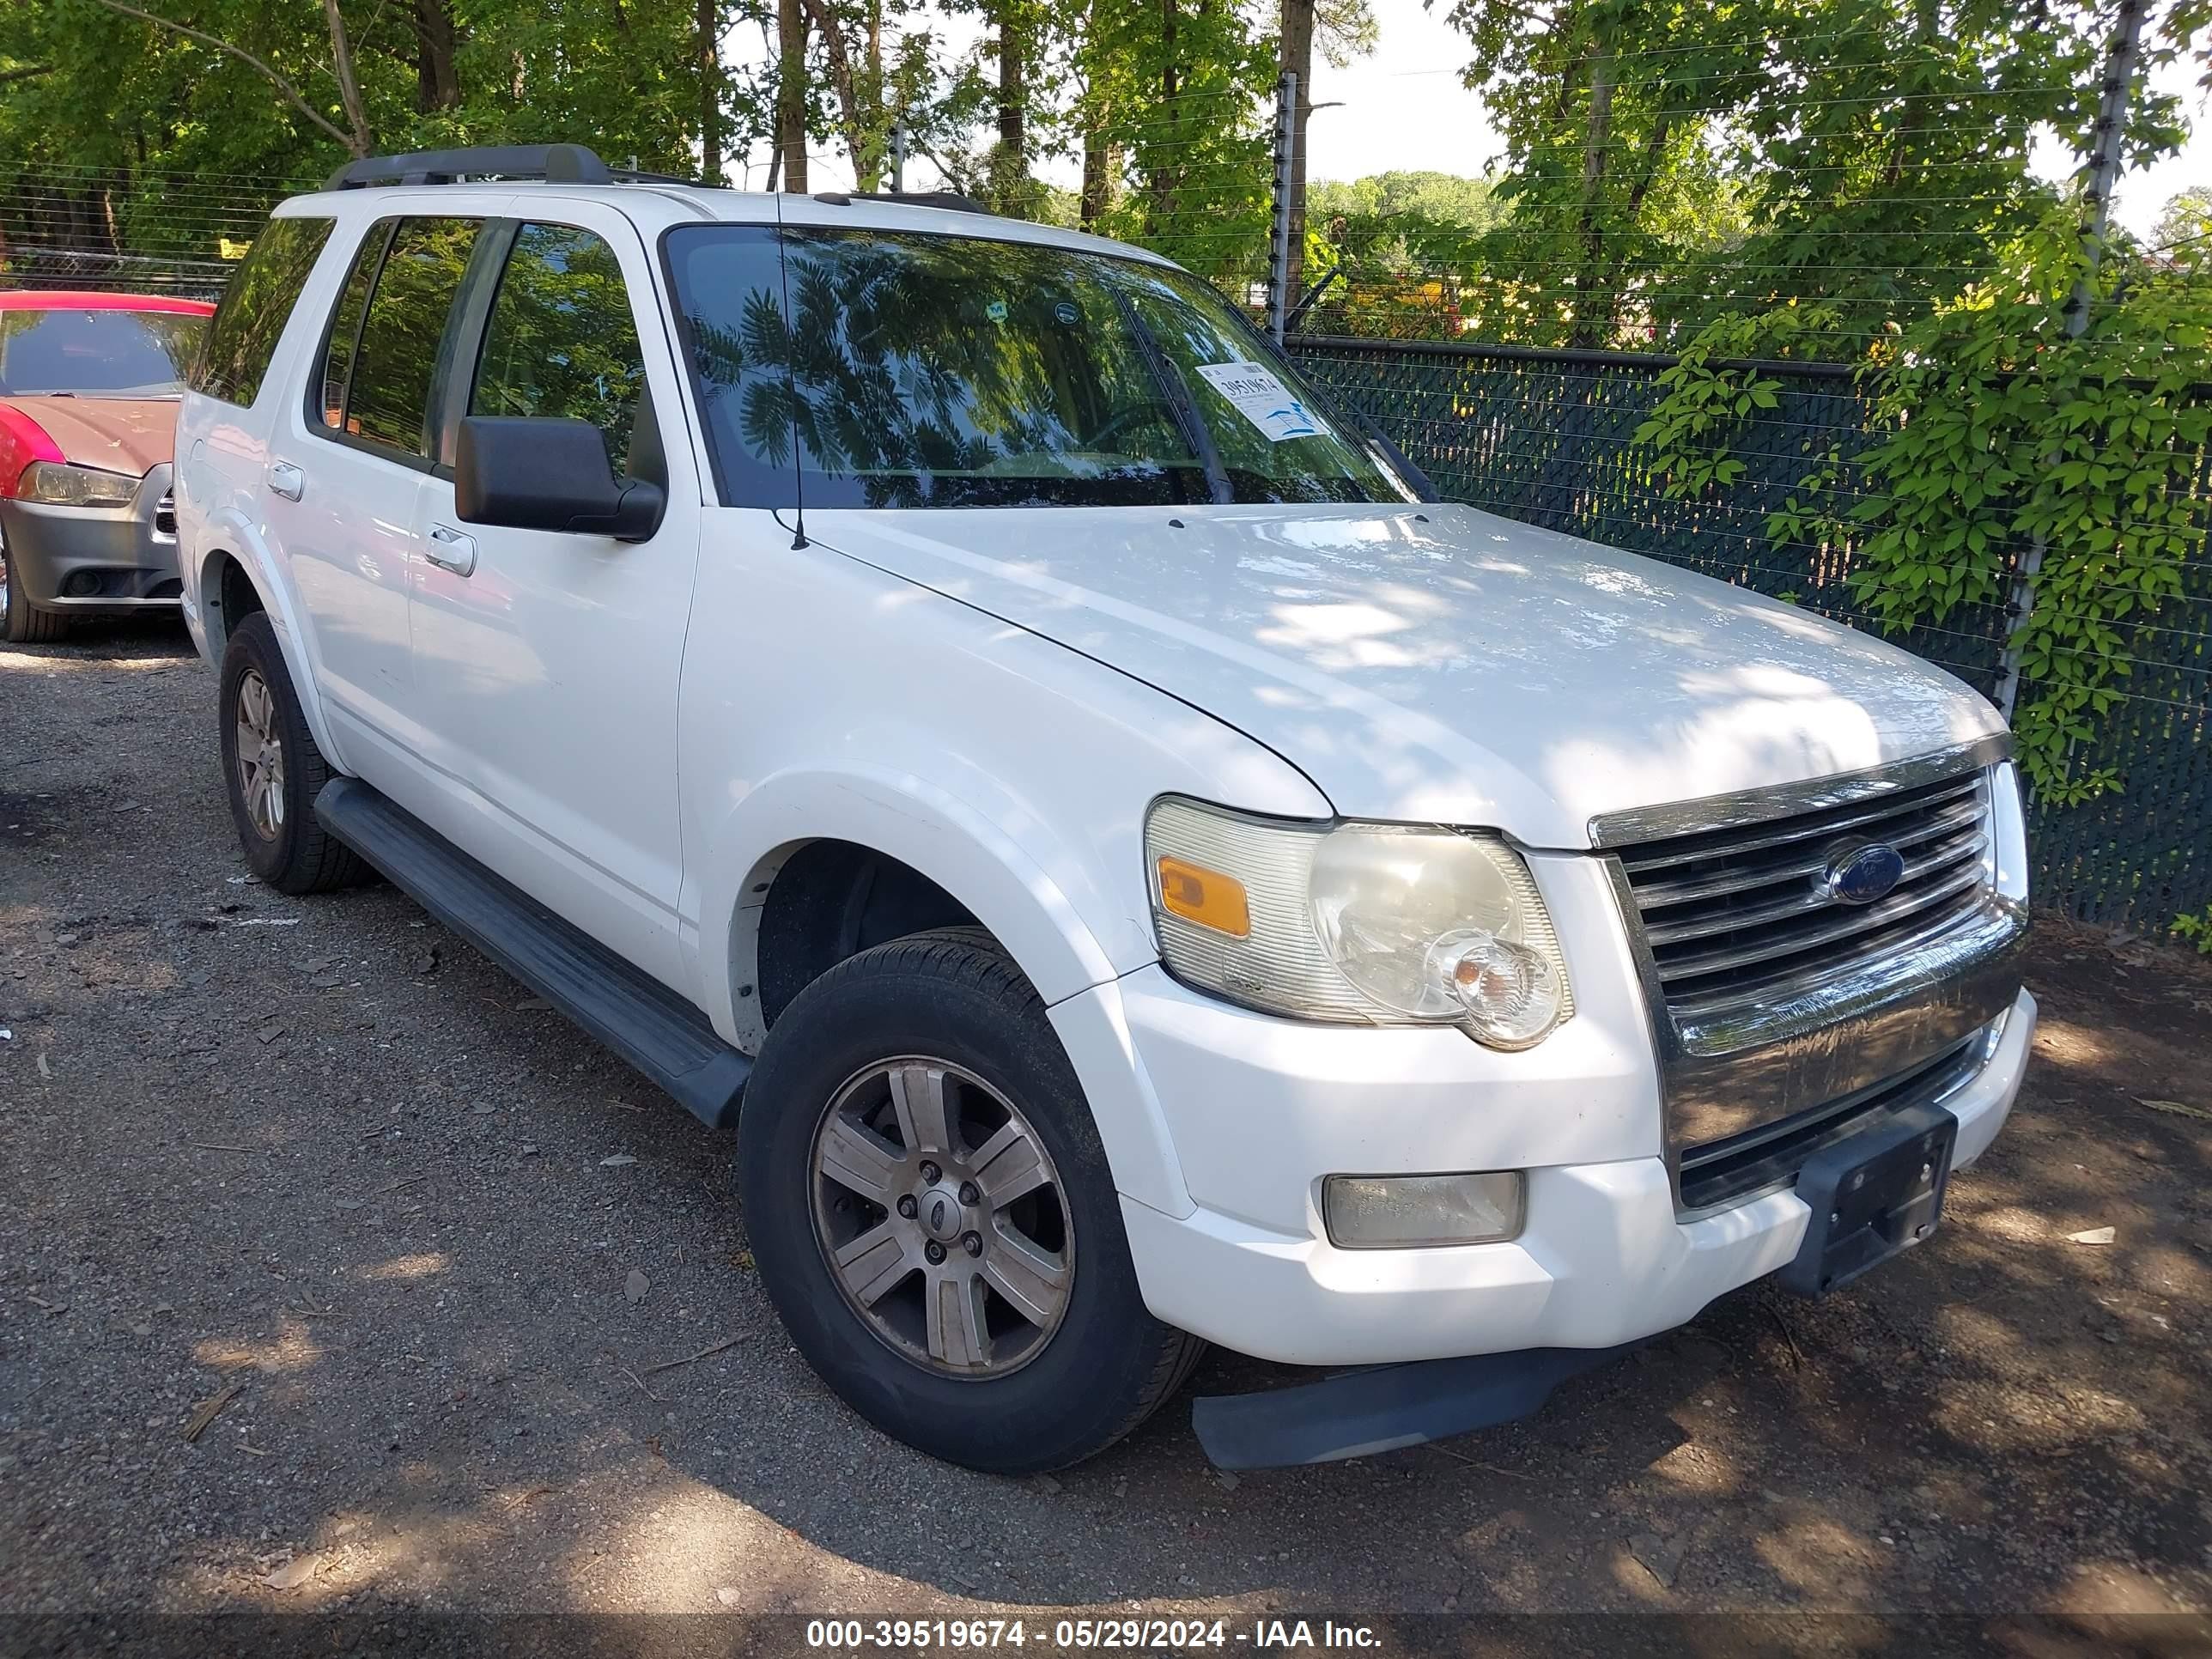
314, 776, 750, 1128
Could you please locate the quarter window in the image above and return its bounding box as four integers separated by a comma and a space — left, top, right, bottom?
342, 217, 481, 459
470, 223, 646, 472
192, 216, 333, 407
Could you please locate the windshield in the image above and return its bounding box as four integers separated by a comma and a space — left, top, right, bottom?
665, 227, 1415, 509
0, 307, 206, 397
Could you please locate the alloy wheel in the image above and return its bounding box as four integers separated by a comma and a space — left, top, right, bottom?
809, 1057, 1074, 1377
233, 667, 286, 839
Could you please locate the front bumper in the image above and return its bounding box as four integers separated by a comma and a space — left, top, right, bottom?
0, 464, 180, 611
1112, 969, 2036, 1369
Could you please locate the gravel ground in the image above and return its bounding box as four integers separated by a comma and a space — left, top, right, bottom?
3, 622, 2211, 1656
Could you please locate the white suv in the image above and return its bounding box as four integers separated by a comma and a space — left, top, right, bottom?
173, 145, 2035, 1474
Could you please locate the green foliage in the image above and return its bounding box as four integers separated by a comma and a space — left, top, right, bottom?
1432, 0, 2198, 354
1632, 305, 1833, 498
1633, 218, 2212, 806
2173, 908, 2212, 954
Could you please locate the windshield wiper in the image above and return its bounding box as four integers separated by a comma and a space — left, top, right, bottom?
1114, 291, 1232, 507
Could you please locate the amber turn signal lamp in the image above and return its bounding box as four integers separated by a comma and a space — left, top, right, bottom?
1155, 856, 1251, 938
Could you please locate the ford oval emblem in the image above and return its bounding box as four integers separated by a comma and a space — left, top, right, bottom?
1822, 842, 1906, 906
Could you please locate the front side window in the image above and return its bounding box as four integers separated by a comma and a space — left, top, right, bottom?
664, 225, 1413, 509
341, 216, 481, 459
192, 215, 333, 407
0, 308, 206, 397
470, 223, 646, 473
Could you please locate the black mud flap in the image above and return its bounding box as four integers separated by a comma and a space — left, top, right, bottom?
1778, 1099, 1958, 1297
1190, 1343, 1643, 1470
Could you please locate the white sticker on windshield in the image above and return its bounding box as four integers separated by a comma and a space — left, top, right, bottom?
1193, 361, 1322, 442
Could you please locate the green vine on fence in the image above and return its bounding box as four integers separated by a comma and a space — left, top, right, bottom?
1632, 213, 2212, 810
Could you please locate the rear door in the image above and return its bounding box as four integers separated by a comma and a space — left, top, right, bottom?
404, 204, 701, 989
277, 213, 485, 768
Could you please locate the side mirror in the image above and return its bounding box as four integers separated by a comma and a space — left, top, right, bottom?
455, 416, 665, 543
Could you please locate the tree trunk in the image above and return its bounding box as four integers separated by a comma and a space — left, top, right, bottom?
1279, 0, 1313, 308
857, 0, 883, 189
776, 0, 808, 192
323, 0, 374, 157
997, 9, 1024, 159
1568, 40, 1615, 349
696, 0, 721, 183
415, 0, 459, 114
1080, 123, 1115, 228
1154, 0, 1179, 227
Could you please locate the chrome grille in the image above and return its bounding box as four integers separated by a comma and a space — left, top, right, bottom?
154, 492, 177, 538
1616, 768, 1992, 1019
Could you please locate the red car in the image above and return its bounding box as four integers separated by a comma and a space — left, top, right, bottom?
0, 289, 216, 642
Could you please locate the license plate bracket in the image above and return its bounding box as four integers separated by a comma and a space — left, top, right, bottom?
1779, 1101, 1958, 1297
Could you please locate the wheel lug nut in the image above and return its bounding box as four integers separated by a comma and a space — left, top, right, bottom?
925, 1241, 946, 1265
920, 1161, 940, 1183
958, 1182, 979, 1206
963, 1231, 982, 1257
896, 1195, 917, 1219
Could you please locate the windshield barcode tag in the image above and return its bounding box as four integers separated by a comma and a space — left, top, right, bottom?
1194, 361, 1323, 442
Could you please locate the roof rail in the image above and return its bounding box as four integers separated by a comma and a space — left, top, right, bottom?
325, 143, 612, 191
811, 190, 994, 216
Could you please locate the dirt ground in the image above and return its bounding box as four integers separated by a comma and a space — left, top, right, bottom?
3, 621, 2210, 1657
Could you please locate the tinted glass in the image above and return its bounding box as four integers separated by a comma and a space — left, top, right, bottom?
317, 224, 388, 432
665, 226, 1411, 508
345, 217, 480, 459
0, 309, 206, 396
658, 225, 800, 505
471, 223, 645, 472
193, 216, 333, 406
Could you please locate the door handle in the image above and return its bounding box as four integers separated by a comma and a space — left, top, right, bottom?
266, 460, 304, 501
425, 523, 477, 577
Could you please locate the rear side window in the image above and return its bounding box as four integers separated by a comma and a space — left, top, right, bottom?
193, 216, 333, 407
316, 225, 388, 432
342, 217, 481, 459
470, 223, 645, 473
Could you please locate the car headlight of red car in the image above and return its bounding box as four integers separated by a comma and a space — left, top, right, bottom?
15, 460, 139, 509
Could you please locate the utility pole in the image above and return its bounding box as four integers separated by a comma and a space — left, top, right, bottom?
1992, 0, 2147, 723
1279, 0, 1314, 315
1267, 71, 1297, 342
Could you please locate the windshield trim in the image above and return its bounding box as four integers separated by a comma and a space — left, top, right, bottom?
657, 220, 1424, 513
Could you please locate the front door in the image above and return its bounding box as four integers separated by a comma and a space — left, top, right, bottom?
405, 207, 700, 989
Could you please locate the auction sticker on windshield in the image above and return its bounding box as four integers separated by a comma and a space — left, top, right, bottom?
1194, 360, 1322, 441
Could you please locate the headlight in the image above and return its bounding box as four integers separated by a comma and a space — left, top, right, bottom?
1144, 797, 1572, 1048
16, 460, 138, 509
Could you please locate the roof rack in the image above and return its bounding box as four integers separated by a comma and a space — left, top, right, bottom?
811, 190, 994, 216
325, 143, 615, 191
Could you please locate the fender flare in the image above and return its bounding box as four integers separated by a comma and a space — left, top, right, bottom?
693, 763, 1193, 1217
196, 510, 349, 774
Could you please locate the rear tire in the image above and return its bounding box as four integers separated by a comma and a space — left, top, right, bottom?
0, 534, 69, 644
738, 928, 1203, 1473
218, 612, 369, 895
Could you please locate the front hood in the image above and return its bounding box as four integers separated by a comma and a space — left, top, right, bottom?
3, 396, 177, 477
803, 502, 2006, 848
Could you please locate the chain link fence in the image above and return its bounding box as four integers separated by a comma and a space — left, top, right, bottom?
1290, 333, 2212, 933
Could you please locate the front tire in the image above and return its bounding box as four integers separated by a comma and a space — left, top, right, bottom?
218, 612, 368, 895
0, 533, 68, 644
739, 929, 1203, 1473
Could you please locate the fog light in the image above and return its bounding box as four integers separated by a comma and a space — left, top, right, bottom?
1322, 1171, 1525, 1249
